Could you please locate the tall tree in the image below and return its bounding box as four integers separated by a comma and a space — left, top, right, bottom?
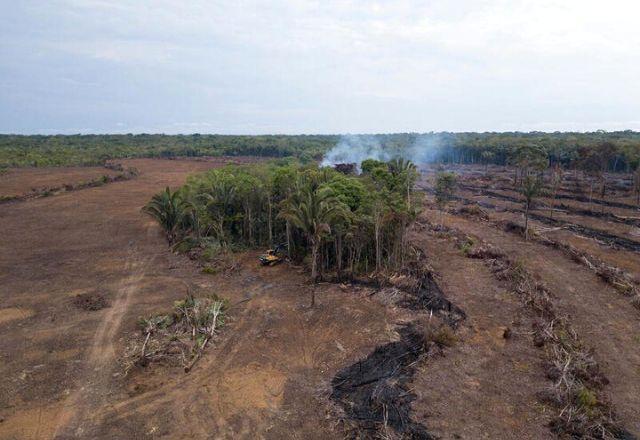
279, 180, 347, 287
520, 176, 542, 240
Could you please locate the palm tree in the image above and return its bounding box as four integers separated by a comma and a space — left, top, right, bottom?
143, 187, 186, 243
388, 157, 417, 208
278, 180, 347, 285
197, 179, 236, 247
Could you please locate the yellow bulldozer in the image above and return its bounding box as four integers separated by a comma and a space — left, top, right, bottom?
259, 244, 287, 266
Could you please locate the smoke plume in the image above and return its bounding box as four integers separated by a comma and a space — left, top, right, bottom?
321, 135, 392, 168
321, 134, 445, 168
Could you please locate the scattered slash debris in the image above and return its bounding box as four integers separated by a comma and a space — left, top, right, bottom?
454, 204, 489, 220
438, 195, 640, 310
73, 292, 109, 311
391, 254, 466, 328
123, 294, 227, 374
422, 218, 634, 439
496, 220, 640, 308
454, 187, 640, 252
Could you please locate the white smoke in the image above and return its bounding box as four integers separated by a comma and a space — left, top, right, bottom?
321, 134, 445, 169
406, 134, 445, 164
321, 134, 392, 168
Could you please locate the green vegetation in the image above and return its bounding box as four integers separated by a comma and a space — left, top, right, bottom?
520, 176, 543, 240
434, 172, 457, 209
144, 159, 419, 283
434, 171, 457, 226
0, 134, 337, 167
3, 132, 640, 171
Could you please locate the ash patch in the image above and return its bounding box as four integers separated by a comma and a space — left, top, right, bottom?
383, 271, 466, 328
73, 292, 109, 311
398, 273, 465, 328
330, 324, 433, 439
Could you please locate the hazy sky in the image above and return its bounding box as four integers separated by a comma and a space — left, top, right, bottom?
1, 0, 639, 134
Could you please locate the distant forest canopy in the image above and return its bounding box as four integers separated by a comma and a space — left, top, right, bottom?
1, 131, 640, 171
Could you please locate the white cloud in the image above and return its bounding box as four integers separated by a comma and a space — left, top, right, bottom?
1, 0, 639, 133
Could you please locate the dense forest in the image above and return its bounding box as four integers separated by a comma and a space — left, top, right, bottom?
0, 134, 337, 167
143, 158, 418, 290
1, 131, 640, 171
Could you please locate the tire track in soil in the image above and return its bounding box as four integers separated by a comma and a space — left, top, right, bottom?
52, 243, 154, 439
87, 276, 272, 437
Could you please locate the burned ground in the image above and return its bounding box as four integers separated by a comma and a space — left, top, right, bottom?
330, 324, 433, 439
418, 164, 640, 437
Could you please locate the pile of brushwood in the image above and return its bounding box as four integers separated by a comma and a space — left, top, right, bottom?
124, 294, 227, 373
144, 158, 420, 282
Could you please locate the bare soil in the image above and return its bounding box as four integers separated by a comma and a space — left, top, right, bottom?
418, 164, 640, 436
2, 159, 639, 439
0, 166, 120, 198
0, 158, 395, 439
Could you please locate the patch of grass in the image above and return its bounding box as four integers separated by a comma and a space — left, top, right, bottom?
428, 325, 458, 348
201, 266, 219, 275
172, 237, 200, 253
459, 241, 473, 255
576, 387, 598, 410
201, 242, 223, 262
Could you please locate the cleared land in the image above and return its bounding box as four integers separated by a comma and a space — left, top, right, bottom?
1, 160, 639, 439
0, 166, 121, 198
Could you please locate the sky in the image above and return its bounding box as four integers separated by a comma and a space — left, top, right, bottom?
1, 0, 639, 134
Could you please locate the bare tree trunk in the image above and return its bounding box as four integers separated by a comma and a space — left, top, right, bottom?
286, 221, 291, 258
524, 203, 530, 240
600, 178, 606, 214
374, 220, 381, 273
248, 205, 253, 245
267, 197, 272, 246
336, 234, 342, 281
311, 238, 319, 282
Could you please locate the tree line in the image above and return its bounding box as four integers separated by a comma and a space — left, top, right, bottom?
2, 131, 639, 172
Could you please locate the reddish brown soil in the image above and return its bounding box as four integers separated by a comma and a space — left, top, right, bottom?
420, 206, 640, 436
0, 166, 120, 197
3, 159, 638, 439
409, 229, 553, 439
424, 164, 640, 283
0, 158, 396, 439
418, 164, 640, 436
